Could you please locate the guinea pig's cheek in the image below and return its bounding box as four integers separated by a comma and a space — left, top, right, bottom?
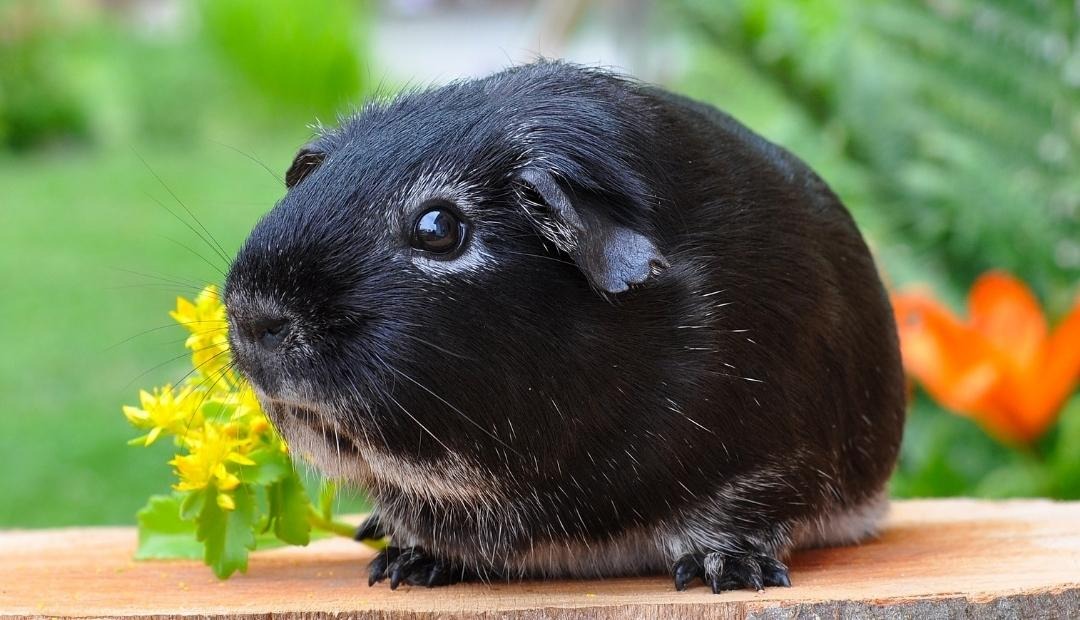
410, 239, 496, 278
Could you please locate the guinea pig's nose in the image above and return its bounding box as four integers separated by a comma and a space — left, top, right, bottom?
252, 317, 291, 352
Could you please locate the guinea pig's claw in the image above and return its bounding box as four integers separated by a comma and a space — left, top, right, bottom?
759, 556, 792, 588
672, 553, 704, 591
367, 545, 396, 587
368, 546, 464, 589
672, 551, 790, 593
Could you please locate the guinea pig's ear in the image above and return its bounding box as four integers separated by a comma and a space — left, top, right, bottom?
516, 168, 669, 294
284, 145, 326, 188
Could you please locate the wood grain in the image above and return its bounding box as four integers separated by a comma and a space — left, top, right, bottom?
1, 499, 1078, 619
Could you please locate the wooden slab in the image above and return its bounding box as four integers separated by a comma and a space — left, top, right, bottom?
1, 499, 1078, 619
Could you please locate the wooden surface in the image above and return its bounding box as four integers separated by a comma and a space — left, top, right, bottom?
1, 499, 1078, 619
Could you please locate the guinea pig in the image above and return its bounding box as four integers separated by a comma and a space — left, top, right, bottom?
223, 60, 906, 593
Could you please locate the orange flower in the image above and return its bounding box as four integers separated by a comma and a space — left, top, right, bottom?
892, 272, 1080, 444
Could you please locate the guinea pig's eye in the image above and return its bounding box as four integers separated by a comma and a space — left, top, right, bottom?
410, 204, 466, 255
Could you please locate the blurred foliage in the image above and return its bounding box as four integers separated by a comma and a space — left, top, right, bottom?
0, 0, 369, 151
0, 2, 92, 149
199, 0, 368, 120
106, 24, 214, 141
675, 0, 1079, 313
895, 393, 1080, 498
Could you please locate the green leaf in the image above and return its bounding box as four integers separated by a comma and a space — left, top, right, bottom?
197, 485, 257, 579
180, 488, 206, 520
241, 448, 291, 485
135, 494, 203, 560
271, 471, 311, 546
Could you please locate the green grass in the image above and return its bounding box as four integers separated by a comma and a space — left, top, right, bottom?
0, 134, 311, 526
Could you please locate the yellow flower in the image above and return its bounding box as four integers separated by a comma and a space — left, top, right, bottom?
170, 422, 256, 510
230, 386, 263, 422
170, 285, 226, 336
123, 385, 200, 446
170, 286, 236, 386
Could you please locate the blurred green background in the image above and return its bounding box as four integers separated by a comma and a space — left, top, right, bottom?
1, 0, 1077, 527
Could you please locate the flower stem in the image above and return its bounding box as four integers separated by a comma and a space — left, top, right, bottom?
306, 506, 356, 538
305, 507, 388, 550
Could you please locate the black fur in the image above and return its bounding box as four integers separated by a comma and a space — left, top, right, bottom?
224, 61, 906, 592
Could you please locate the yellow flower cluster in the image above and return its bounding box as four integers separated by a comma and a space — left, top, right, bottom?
124, 285, 286, 511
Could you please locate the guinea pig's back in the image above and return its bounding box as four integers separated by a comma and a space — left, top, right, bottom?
647, 86, 906, 519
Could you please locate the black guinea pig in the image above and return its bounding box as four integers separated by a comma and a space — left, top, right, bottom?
224, 61, 906, 593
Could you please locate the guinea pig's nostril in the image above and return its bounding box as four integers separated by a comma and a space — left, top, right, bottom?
253, 318, 290, 352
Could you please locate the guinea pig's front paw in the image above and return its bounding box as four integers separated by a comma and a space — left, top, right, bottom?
367, 546, 465, 589
672, 551, 791, 593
